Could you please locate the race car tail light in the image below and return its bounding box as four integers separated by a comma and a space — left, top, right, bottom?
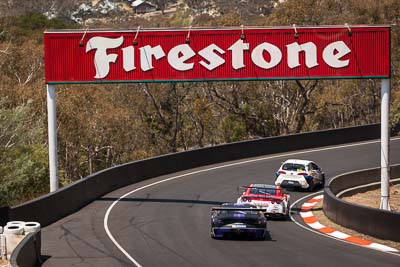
276, 170, 286, 178
257, 217, 267, 225
297, 172, 308, 176
212, 218, 223, 226
270, 200, 282, 204
241, 197, 252, 202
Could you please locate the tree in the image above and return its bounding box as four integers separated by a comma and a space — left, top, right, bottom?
206, 82, 277, 139
0, 98, 48, 206
153, 0, 177, 15
139, 83, 189, 153
269, 80, 318, 134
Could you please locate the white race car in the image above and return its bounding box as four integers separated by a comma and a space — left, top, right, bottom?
275, 159, 325, 191
236, 184, 290, 219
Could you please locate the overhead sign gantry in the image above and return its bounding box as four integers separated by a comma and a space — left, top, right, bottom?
45, 26, 390, 83
44, 25, 392, 209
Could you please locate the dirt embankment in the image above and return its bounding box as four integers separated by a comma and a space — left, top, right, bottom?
342, 184, 400, 212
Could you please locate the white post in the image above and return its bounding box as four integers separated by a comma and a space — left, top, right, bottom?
47, 84, 59, 192
380, 79, 390, 211
0, 234, 5, 260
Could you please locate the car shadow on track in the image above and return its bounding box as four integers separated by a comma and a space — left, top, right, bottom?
98, 196, 225, 206
213, 231, 275, 242
285, 183, 325, 193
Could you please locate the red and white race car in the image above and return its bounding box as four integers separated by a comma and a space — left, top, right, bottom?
236, 184, 290, 219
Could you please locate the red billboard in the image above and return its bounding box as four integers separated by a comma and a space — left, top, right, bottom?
44, 26, 390, 84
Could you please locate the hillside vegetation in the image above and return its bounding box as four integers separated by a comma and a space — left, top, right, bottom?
0, 0, 399, 206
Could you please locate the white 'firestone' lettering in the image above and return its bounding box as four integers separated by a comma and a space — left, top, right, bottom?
198, 44, 225, 70
228, 39, 250, 70
286, 42, 319, 69
251, 42, 282, 69
168, 44, 195, 71
122, 46, 135, 72
85, 36, 352, 78
86, 36, 123, 79
322, 41, 351, 68
139, 45, 165, 71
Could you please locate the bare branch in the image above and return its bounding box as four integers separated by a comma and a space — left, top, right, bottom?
0, 40, 12, 55
4, 133, 16, 149
141, 83, 167, 126
23, 60, 41, 85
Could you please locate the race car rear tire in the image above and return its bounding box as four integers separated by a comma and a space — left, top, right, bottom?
308, 181, 315, 192
256, 231, 266, 240
321, 175, 326, 187
285, 202, 291, 220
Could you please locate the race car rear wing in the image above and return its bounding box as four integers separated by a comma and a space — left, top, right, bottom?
211, 207, 266, 212
239, 185, 276, 189
238, 185, 288, 194
240, 195, 282, 200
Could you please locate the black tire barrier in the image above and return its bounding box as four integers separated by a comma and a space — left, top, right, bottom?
323, 164, 400, 242
6, 123, 380, 228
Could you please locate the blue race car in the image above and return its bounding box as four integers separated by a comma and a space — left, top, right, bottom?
211, 203, 267, 239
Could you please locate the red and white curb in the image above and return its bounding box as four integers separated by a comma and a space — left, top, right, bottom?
300, 195, 399, 253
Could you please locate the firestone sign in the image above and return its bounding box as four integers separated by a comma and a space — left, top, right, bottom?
44, 26, 390, 84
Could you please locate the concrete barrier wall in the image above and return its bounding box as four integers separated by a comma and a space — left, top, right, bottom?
9, 231, 41, 267
323, 164, 400, 242
6, 124, 380, 227
0, 206, 9, 226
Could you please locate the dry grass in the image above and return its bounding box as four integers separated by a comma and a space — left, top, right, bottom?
342, 184, 400, 212
313, 184, 400, 250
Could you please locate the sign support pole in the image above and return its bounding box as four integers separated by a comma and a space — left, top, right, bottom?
47, 84, 59, 192
380, 78, 390, 210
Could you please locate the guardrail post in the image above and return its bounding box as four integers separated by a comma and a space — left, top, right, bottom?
47, 84, 59, 192
380, 79, 390, 210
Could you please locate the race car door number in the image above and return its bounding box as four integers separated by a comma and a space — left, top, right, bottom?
232, 224, 246, 228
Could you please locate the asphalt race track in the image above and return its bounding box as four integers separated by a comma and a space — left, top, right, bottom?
41, 138, 400, 267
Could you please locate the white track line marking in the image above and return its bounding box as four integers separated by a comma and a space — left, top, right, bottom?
369, 243, 399, 253
299, 211, 314, 218
329, 231, 351, 239
301, 202, 316, 208
308, 221, 325, 229
105, 137, 400, 266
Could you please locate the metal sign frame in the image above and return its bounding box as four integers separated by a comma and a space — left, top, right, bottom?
44, 25, 392, 210
44, 25, 390, 84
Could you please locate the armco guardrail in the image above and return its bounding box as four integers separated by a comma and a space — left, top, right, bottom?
4, 124, 380, 228
323, 164, 400, 242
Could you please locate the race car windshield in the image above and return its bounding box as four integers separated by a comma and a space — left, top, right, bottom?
250, 188, 276, 195
282, 163, 306, 171
218, 210, 259, 215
